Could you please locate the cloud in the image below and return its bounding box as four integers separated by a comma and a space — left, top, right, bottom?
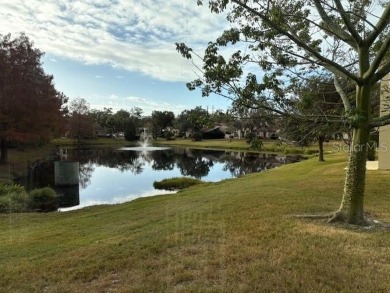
86, 94, 188, 115
0, 0, 229, 82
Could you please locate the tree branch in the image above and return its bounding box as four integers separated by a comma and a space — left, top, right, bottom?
371, 60, 390, 85
231, 0, 360, 82
333, 0, 362, 44
367, 32, 390, 84
333, 74, 352, 112
312, 0, 357, 48
365, 3, 390, 46
371, 113, 390, 127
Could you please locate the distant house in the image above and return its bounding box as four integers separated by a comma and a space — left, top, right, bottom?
255, 122, 278, 138
163, 127, 180, 137
94, 123, 108, 137
201, 126, 226, 139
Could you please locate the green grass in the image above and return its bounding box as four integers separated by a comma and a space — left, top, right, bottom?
1, 151, 390, 292
51, 137, 130, 147
153, 177, 204, 190
155, 137, 340, 155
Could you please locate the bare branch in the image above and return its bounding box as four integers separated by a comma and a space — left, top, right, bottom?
231, 0, 360, 82
333, 74, 352, 112
311, 0, 357, 48
333, 0, 362, 44
372, 60, 390, 84
365, 3, 390, 46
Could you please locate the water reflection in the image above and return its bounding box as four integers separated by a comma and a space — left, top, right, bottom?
17, 146, 303, 210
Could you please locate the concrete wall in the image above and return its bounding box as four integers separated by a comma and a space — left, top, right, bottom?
378, 73, 390, 169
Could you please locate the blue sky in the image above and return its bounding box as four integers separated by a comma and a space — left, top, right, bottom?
0, 0, 232, 115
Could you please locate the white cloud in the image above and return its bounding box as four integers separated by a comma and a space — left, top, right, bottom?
86, 94, 188, 116
0, 0, 229, 82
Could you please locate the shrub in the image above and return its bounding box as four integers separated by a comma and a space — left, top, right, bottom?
304, 149, 319, 155
153, 177, 203, 191
192, 132, 203, 141
0, 183, 25, 196
245, 132, 256, 144
164, 131, 175, 140
0, 184, 29, 213
249, 137, 263, 150
28, 187, 58, 212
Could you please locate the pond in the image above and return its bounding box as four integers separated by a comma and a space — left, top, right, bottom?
17, 145, 303, 211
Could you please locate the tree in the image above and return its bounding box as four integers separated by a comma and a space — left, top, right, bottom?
113, 109, 132, 134
151, 110, 175, 138
231, 104, 275, 138
176, 106, 211, 134
90, 108, 115, 136
177, 1, 390, 225
0, 33, 67, 163
68, 98, 94, 142
280, 75, 349, 161
124, 107, 143, 141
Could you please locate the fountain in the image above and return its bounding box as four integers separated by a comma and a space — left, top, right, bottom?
118, 128, 170, 152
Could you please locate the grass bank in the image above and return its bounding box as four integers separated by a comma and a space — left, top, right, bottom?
51, 137, 130, 147
154, 137, 340, 155
1, 151, 390, 292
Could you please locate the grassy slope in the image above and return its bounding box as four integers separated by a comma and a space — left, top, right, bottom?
1, 152, 390, 292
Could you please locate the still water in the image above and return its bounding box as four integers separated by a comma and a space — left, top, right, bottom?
20, 146, 303, 211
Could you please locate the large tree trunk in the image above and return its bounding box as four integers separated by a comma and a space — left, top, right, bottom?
331, 126, 370, 224
330, 82, 372, 225
0, 137, 8, 164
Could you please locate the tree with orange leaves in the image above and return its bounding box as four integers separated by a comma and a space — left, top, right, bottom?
0, 33, 67, 164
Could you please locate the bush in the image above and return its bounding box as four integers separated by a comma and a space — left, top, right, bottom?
0, 183, 25, 196
192, 132, 203, 141
153, 177, 203, 191
304, 149, 318, 155
0, 184, 29, 213
28, 187, 58, 212
164, 131, 175, 140
249, 137, 263, 150
124, 128, 139, 141
245, 132, 256, 144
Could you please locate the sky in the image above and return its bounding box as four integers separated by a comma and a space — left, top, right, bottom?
0, 0, 232, 116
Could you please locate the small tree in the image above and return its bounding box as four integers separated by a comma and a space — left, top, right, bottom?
68, 98, 94, 142
151, 111, 175, 138
177, 1, 390, 225
280, 75, 350, 161
124, 107, 143, 141
176, 106, 211, 134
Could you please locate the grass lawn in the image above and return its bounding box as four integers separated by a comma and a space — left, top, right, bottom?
154, 137, 341, 155
1, 150, 390, 292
